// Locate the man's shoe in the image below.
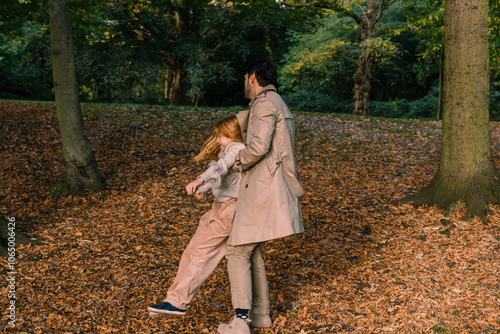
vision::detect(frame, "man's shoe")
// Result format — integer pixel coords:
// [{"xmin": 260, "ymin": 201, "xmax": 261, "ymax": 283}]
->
[
  {"xmin": 147, "ymin": 302, "xmax": 186, "ymax": 317},
  {"xmin": 217, "ymin": 317, "xmax": 251, "ymax": 334},
  {"xmin": 249, "ymin": 313, "xmax": 272, "ymax": 328}
]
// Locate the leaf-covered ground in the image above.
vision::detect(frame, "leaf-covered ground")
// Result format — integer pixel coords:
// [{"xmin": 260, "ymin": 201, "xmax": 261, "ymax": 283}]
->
[{"xmin": 1, "ymin": 101, "xmax": 500, "ymax": 333}]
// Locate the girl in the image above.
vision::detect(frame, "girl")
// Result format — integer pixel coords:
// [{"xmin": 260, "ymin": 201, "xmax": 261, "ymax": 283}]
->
[{"xmin": 148, "ymin": 116, "xmax": 245, "ymax": 317}]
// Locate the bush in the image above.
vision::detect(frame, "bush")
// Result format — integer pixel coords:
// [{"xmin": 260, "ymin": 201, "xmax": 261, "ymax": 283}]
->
[
  {"xmin": 371, "ymin": 86, "xmax": 439, "ymax": 119},
  {"xmin": 282, "ymin": 90, "xmax": 352, "ymax": 114},
  {"xmin": 283, "ymin": 86, "xmax": 500, "ymax": 121},
  {"xmin": 490, "ymin": 90, "xmax": 500, "ymax": 121},
  {"xmin": 370, "ymin": 99, "xmax": 411, "ymax": 118}
]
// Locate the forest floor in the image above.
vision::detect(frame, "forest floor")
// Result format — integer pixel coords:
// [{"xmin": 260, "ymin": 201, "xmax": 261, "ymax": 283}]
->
[{"xmin": 1, "ymin": 100, "xmax": 500, "ymax": 334}]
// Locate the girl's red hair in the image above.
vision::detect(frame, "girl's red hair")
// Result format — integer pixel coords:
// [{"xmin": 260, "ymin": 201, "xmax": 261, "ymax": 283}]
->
[{"xmin": 194, "ymin": 116, "xmax": 243, "ymax": 162}]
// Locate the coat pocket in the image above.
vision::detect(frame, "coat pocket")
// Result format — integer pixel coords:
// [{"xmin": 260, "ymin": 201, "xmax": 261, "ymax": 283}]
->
[{"xmin": 265, "ymin": 153, "xmax": 281, "ymax": 179}]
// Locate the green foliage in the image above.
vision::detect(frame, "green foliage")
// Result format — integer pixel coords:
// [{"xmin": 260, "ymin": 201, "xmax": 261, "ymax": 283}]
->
[
  {"xmin": 279, "ymin": 14, "xmax": 358, "ymax": 99},
  {"xmin": 279, "ymin": 7, "xmax": 418, "ymax": 102},
  {"xmin": 2, "ymin": 0, "xmax": 499, "ymax": 115},
  {"xmin": 282, "ymin": 90, "xmax": 352, "ymax": 113},
  {"xmin": 490, "ymin": 90, "xmax": 500, "ymax": 121},
  {"xmin": 370, "ymin": 86, "xmax": 500, "ymax": 121},
  {"xmin": 76, "ymin": 0, "xmax": 307, "ymax": 106},
  {"xmin": 185, "ymin": 56, "xmax": 235, "ymax": 107},
  {"xmin": 404, "ymin": 0, "xmax": 499, "ymax": 84},
  {"xmin": 403, "ymin": 0, "xmax": 445, "ymax": 83},
  {"xmin": 370, "ymin": 85, "xmax": 439, "ymax": 119},
  {"xmin": 0, "ymin": 21, "xmax": 53, "ymax": 100},
  {"xmin": 0, "ymin": 0, "xmax": 40, "ymax": 33},
  {"xmin": 369, "ymin": 29, "xmax": 430, "ymax": 101},
  {"xmin": 76, "ymin": 42, "xmax": 165, "ymax": 104}
]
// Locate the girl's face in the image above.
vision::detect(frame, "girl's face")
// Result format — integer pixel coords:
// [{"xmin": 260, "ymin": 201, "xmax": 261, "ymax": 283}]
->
[{"xmin": 217, "ymin": 134, "xmax": 234, "ymax": 151}]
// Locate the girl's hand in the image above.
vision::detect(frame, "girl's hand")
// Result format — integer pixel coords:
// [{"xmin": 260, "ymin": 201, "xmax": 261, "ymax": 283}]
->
[
  {"xmin": 186, "ymin": 177, "xmax": 204, "ymax": 195},
  {"xmin": 195, "ymin": 190, "xmax": 205, "ymax": 200}
]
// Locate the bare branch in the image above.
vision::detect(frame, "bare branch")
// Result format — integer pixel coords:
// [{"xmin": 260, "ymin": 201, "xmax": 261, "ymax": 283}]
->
[{"xmin": 354, "ymin": 3, "xmax": 369, "ymax": 24}]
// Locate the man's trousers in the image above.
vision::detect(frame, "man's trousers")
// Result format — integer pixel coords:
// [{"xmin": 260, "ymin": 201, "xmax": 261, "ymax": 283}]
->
[{"xmin": 225, "ymin": 241, "xmax": 270, "ymax": 315}]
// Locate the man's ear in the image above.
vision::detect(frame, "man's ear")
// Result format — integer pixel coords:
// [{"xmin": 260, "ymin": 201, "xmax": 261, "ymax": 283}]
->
[{"xmin": 249, "ymin": 73, "xmax": 256, "ymax": 84}]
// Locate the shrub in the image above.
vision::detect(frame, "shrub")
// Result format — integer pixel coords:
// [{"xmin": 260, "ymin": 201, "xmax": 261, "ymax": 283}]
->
[
  {"xmin": 490, "ymin": 90, "xmax": 500, "ymax": 121},
  {"xmin": 371, "ymin": 86, "xmax": 439, "ymax": 119},
  {"xmin": 282, "ymin": 90, "xmax": 352, "ymax": 114},
  {"xmin": 370, "ymin": 99, "xmax": 411, "ymax": 118}
]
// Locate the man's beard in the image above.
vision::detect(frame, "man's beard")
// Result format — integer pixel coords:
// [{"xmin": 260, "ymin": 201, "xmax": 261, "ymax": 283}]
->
[{"xmin": 244, "ymin": 83, "xmax": 252, "ymax": 100}]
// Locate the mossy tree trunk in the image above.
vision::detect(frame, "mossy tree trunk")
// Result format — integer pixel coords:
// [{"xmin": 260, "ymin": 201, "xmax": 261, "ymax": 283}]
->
[
  {"xmin": 352, "ymin": 9, "xmax": 375, "ymax": 116},
  {"xmin": 49, "ymin": 0, "xmax": 104, "ymax": 195},
  {"xmin": 401, "ymin": 0, "xmax": 500, "ymax": 220}
]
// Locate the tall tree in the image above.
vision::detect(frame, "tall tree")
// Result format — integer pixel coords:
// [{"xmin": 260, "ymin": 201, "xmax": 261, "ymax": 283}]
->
[
  {"xmin": 401, "ymin": 0, "xmax": 500, "ymax": 219},
  {"xmin": 48, "ymin": 0, "xmax": 104, "ymax": 194},
  {"xmin": 284, "ymin": 0, "xmax": 398, "ymax": 115}
]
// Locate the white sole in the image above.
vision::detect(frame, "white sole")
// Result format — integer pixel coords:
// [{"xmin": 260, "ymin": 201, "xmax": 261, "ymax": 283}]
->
[{"xmin": 147, "ymin": 308, "xmax": 186, "ymax": 317}]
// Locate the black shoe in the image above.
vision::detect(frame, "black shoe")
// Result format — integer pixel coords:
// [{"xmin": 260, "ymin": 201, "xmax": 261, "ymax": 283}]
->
[{"xmin": 147, "ymin": 302, "xmax": 186, "ymax": 316}]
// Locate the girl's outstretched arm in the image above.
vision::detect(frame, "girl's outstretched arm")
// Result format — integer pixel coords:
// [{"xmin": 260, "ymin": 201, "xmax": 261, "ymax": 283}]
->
[
  {"xmin": 186, "ymin": 177, "xmax": 204, "ymax": 195},
  {"xmin": 199, "ymin": 142, "xmax": 245, "ymax": 183}
]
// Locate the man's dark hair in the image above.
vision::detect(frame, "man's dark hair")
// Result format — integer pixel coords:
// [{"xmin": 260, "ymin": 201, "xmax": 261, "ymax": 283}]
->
[{"xmin": 245, "ymin": 59, "xmax": 278, "ymax": 87}]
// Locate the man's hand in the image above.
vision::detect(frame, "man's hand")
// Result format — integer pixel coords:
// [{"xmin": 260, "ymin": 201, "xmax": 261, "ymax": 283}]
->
[{"xmin": 186, "ymin": 177, "xmax": 204, "ymax": 195}]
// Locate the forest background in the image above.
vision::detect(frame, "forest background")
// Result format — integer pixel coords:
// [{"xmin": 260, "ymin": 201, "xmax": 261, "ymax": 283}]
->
[{"xmin": 1, "ymin": 0, "xmax": 500, "ymax": 119}]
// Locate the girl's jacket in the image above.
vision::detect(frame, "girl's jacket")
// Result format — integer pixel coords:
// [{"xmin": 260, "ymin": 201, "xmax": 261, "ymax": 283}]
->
[{"xmin": 198, "ymin": 141, "xmax": 246, "ymax": 202}]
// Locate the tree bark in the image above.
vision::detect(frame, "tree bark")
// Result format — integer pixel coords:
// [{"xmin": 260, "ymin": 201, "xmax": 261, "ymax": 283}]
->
[
  {"xmin": 161, "ymin": 1, "xmax": 187, "ymax": 106},
  {"xmin": 401, "ymin": 0, "xmax": 500, "ymax": 220},
  {"xmin": 49, "ymin": 0, "xmax": 104, "ymax": 195},
  {"xmin": 169, "ymin": 67, "xmax": 183, "ymax": 106},
  {"xmin": 437, "ymin": 66, "xmax": 443, "ymax": 119},
  {"xmin": 352, "ymin": 1, "xmax": 377, "ymax": 116},
  {"xmin": 352, "ymin": 37, "xmax": 374, "ymax": 115}
]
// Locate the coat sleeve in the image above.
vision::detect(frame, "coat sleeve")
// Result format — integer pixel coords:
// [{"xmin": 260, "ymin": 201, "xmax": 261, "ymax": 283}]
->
[
  {"xmin": 234, "ymin": 99, "xmax": 276, "ymax": 172},
  {"xmin": 197, "ymin": 179, "xmax": 215, "ymax": 195},
  {"xmin": 198, "ymin": 143, "xmax": 245, "ymax": 193},
  {"xmin": 219, "ymin": 142, "xmax": 246, "ymax": 172}
]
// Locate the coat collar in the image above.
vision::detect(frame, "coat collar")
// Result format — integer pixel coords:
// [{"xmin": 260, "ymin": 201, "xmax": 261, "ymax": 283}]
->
[{"xmin": 248, "ymin": 85, "xmax": 277, "ymax": 108}]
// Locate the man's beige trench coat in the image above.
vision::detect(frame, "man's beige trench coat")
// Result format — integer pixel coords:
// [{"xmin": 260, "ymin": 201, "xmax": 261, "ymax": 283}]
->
[{"xmin": 229, "ymin": 85, "xmax": 304, "ymax": 246}]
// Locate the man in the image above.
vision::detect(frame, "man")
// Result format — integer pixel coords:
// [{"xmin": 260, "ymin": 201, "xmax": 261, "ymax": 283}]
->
[{"xmin": 218, "ymin": 59, "xmax": 304, "ymax": 334}]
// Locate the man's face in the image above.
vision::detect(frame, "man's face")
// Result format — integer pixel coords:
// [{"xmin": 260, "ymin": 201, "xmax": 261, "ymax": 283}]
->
[{"xmin": 244, "ymin": 73, "xmax": 253, "ymax": 100}]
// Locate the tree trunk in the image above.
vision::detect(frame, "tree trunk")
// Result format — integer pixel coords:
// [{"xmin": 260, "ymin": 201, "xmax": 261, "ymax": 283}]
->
[
  {"xmin": 352, "ymin": 2, "xmax": 377, "ymax": 116},
  {"xmin": 352, "ymin": 52, "xmax": 373, "ymax": 116},
  {"xmin": 437, "ymin": 66, "xmax": 443, "ymax": 119},
  {"xmin": 49, "ymin": 0, "xmax": 104, "ymax": 195},
  {"xmin": 401, "ymin": 0, "xmax": 500, "ymax": 220},
  {"xmin": 168, "ymin": 2, "xmax": 188, "ymax": 106},
  {"xmin": 169, "ymin": 67, "xmax": 183, "ymax": 106},
  {"xmin": 164, "ymin": 69, "xmax": 171, "ymax": 104}
]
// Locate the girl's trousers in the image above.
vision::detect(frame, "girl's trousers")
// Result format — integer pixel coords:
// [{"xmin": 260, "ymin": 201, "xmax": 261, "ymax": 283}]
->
[{"xmin": 165, "ymin": 198, "xmax": 237, "ymax": 309}]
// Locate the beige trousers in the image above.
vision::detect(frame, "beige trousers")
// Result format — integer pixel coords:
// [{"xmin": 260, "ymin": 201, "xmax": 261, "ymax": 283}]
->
[
  {"xmin": 225, "ymin": 241, "xmax": 270, "ymax": 314},
  {"xmin": 165, "ymin": 199, "xmax": 237, "ymax": 309}
]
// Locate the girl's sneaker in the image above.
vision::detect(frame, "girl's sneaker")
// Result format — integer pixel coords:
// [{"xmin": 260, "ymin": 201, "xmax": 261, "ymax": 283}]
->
[{"xmin": 147, "ymin": 302, "xmax": 186, "ymax": 317}]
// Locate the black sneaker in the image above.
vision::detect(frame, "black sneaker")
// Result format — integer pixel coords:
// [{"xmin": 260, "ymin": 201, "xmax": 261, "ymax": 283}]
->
[{"xmin": 147, "ymin": 302, "xmax": 186, "ymax": 316}]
